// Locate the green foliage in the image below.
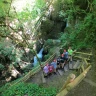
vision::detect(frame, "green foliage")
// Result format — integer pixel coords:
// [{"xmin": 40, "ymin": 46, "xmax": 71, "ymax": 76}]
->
[
  {"xmin": 44, "ymin": 54, "xmax": 50, "ymax": 60},
  {"xmin": 83, "ymin": 13, "xmax": 96, "ymax": 42},
  {"xmin": 17, "ymin": 8, "xmax": 37, "ymax": 21},
  {"xmin": 35, "ymin": 0, "xmax": 46, "ymax": 9},
  {"xmin": 0, "ymin": 63, "xmax": 4, "ymax": 70},
  {"xmin": 0, "ymin": 40, "xmax": 16, "ymax": 62},
  {"xmin": 1, "ymin": 82, "xmax": 57, "ymax": 96},
  {"xmin": 17, "ymin": 0, "xmax": 46, "ymax": 21},
  {"xmin": 0, "ymin": 39, "xmax": 25, "ymax": 69},
  {"xmin": 59, "ymin": 0, "xmax": 96, "ymax": 49},
  {"xmin": 60, "ymin": 32, "xmax": 69, "ymax": 43},
  {"xmin": 0, "ymin": 0, "xmax": 10, "ymax": 17},
  {"xmin": 59, "ymin": 10, "xmax": 67, "ymax": 20},
  {"xmin": 45, "ymin": 39, "xmax": 53, "ymax": 47},
  {"xmin": 59, "ymin": 0, "xmax": 88, "ymax": 21}
]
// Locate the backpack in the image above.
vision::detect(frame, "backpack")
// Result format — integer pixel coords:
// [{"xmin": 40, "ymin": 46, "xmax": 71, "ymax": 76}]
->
[{"xmin": 48, "ymin": 66, "xmax": 53, "ymax": 73}]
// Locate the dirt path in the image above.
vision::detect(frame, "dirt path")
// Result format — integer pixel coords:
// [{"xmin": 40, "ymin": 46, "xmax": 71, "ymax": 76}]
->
[
  {"xmin": 83, "ymin": 78, "xmax": 96, "ymax": 87},
  {"xmin": 26, "ymin": 67, "xmax": 73, "ymax": 89},
  {"xmin": 26, "ymin": 59, "xmax": 80, "ymax": 90}
]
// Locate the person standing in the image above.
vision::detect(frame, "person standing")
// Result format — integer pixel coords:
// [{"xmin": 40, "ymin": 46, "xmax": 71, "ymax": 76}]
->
[
  {"xmin": 50, "ymin": 59, "xmax": 57, "ymax": 73},
  {"xmin": 43, "ymin": 64, "xmax": 49, "ymax": 77},
  {"xmin": 60, "ymin": 54, "xmax": 65, "ymax": 69},
  {"xmin": 57, "ymin": 56, "xmax": 61, "ymax": 68},
  {"xmin": 68, "ymin": 47, "xmax": 73, "ymax": 61},
  {"xmin": 63, "ymin": 49, "xmax": 68, "ymax": 65}
]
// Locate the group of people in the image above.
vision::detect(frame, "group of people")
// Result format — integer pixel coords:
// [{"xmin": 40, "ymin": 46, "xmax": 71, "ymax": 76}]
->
[
  {"xmin": 43, "ymin": 47, "xmax": 75, "ymax": 77},
  {"xmin": 43, "ymin": 59, "xmax": 57, "ymax": 77}
]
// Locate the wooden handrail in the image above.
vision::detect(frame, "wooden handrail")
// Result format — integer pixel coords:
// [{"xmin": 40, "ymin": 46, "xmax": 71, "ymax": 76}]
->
[
  {"xmin": 74, "ymin": 52, "xmax": 92, "ymax": 56},
  {"xmin": 56, "ymin": 65, "xmax": 91, "ymax": 96},
  {"xmin": 73, "ymin": 56, "xmax": 90, "ymax": 60},
  {"xmin": 10, "ymin": 53, "xmax": 56, "ymax": 86}
]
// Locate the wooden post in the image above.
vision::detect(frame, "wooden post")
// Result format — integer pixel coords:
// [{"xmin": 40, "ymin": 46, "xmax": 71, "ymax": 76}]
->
[
  {"xmin": 56, "ymin": 65, "xmax": 91, "ymax": 96},
  {"xmin": 74, "ymin": 56, "xmax": 90, "ymax": 60},
  {"xmin": 59, "ymin": 74, "xmax": 76, "ymax": 92},
  {"xmin": 79, "ymin": 67, "xmax": 82, "ymax": 73},
  {"xmin": 66, "ymin": 65, "xmax": 91, "ymax": 90},
  {"xmin": 74, "ymin": 52, "xmax": 92, "ymax": 56},
  {"xmin": 81, "ymin": 65, "xmax": 84, "ymax": 72},
  {"xmin": 83, "ymin": 58, "xmax": 88, "ymax": 65}
]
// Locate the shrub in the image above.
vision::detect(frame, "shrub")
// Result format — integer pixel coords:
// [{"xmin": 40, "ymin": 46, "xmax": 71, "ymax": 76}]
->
[{"xmin": 1, "ymin": 82, "xmax": 57, "ymax": 96}]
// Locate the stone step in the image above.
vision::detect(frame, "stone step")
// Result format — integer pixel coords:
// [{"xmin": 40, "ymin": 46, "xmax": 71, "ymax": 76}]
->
[
  {"xmin": 69, "ymin": 61, "xmax": 73, "ymax": 69},
  {"xmin": 73, "ymin": 60, "xmax": 80, "ymax": 69},
  {"xmin": 58, "ymin": 69, "xmax": 64, "ymax": 76},
  {"xmin": 64, "ymin": 63, "xmax": 69, "ymax": 72}
]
